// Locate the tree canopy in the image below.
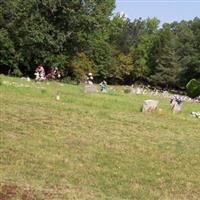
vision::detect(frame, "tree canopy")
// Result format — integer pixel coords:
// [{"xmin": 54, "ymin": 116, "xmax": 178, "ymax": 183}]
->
[{"xmin": 0, "ymin": 0, "xmax": 200, "ymax": 89}]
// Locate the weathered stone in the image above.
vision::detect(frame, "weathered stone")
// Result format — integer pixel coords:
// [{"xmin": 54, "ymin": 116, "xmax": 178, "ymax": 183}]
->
[
  {"xmin": 162, "ymin": 90, "xmax": 169, "ymax": 97},
  {"xmin": 136, "ymin": 87, "xmax": 142, "ymax": 94},
  {"xmin": 171, "ymin": 101, "xmax": 182, "ymax": 113},
  {"xmin": 142, "ymin": 100, "xmax": 159, "ymax": 112},
  {"xmin": 84, "ymin": 85, "xmax": 98, "ymax": 94},
  {"xmin": 56, "ymin": 94, "xmax": 60, "ymax": 101},
  {"xmin": 190, "ymin": 111, "xmax": 200, "ymax": 118}
]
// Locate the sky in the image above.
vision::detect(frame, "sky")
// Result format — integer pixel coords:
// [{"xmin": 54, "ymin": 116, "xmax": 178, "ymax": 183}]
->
[{"xmin": 114, "ymin": 0, "xmax": 200, "ymax": 24}]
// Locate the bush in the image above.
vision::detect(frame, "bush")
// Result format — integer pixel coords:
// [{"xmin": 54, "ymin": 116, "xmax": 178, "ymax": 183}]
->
[
  {"xmin": 61, "ymin": 76, "xmax": 76, "ymax": 84},
  {"xmin": 70, "ymin": 52, "xmax": 94, "ymax": 82},
  {"xmin": 186, "ymin": 79, "xmax": 200, "ymax": 98},
  {"xmin": 12, "ymin": 68, "xmax": 23, "ymax": 77},
  {"xmin": 124, "ymin": 87, "xmax": 132, "ymax": 94}
]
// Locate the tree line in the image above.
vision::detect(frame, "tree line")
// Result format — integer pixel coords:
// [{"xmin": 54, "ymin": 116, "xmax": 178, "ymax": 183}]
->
[{"xmin": 0, "ymin": 0, "xmax": 200, "ymax": 89}]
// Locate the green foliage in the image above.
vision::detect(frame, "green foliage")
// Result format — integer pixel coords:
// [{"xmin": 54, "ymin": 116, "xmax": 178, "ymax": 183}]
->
[
  {"xmin": 85, "ymin": 33, "xmax": 113, "ymax": 79},
  {"xmin": 186, "ymin": 79, "xmax": 200, "ymax": 98},
  {"xmin": 131, "ymin": 33, "xmax": 158, "ymax": 81},
  {"xmin": 0, "ymin": 29, "xmax": 17, "ymax": 69},
  {"xmin": 61, "ymin": 76, "xmax": 75, "ymax": 84},
  {"xmin": 0, "ymin": 0, "xmax": 199, "ymax": 90},
  {"xmin": 0, "ymin": 0, "xmax": 115, "ymax": 76},
  {"xmin": 108, "ymin": 52, "xmax": 133, "ymax": 83},
  {"xmin": 12, "ymin": 68, "xmax": 23, "ymax": 77},
  {"xmin": 149, "ymin": 27, "xmax": 182, "ymax": 88},
  {"xmin": 70, "ymin": 52, "xmax": 94, "ymax": 81}
]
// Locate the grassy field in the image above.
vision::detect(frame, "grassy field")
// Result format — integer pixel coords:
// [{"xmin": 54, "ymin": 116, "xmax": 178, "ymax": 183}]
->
[{"xmin": 0, "ymin": 75, "xmax": 200, "ymax": 200}]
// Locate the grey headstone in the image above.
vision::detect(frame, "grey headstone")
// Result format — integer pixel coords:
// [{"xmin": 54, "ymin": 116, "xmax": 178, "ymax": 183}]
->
[
  {"xmin": 136, "ymin": 87, "xmax": 142, "ymax": 94},
  {"xmin": 190, "ymin": 112, "xmax": 200, "ymax": 118},
  {"xmin": 84, "ymin": 85, "xmax": 98, "ymax": 94},
  {"xmin": 171, "ymin": 101, "xmax": 182, "ymax": 113},
  {"xmin": 162, "ymin": 90, "xmax": 169, "ymax": 97},
  {"xmin": 142, "ymin": 100, "xmax": 159, "ymax": 112}
]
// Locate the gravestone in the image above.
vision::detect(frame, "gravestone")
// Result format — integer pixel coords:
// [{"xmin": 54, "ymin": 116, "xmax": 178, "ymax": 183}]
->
[
  {"xmin": 190, "ymin": 112, "xmax": 200, "ymax": 118},
  {"xmin": 142, "ymin": 100, "xmax": 159, "ymax": 112},
  {"xmin": 56, "ymin": 94, "xmax": 60, "ymax": 101},
  {"xmin": 171, "ymin": 101, "xmax": 182, "ymax": 113},
  {"xmin": 136, "ymin": 87, "xmax": 142, "ymax": 94},
  {"xmin": 162, "ymin": 90, "xmax": 169, "ymax": 97},
  {"xmin": 84, "ymin": 85, "xmax": 98, "ymax": 94},
  {"xmin": 170, "ymin": 95, "xmax": 182, "ymax": 113}
]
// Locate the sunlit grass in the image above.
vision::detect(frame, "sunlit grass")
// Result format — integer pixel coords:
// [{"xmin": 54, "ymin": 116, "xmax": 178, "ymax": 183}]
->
[{"xmin": 0, "ymin": 75, "xmax": 200, "ymax": 199}]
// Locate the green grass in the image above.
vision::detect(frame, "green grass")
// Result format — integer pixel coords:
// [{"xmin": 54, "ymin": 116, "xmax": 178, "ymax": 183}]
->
[{"xmin": 0, "ymin": 75, "xmax": 200, "ymax": 200}]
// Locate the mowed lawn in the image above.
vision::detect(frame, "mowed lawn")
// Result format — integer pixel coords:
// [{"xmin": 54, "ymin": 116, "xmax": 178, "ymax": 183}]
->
[{"xmin": 0, "ymin": 75, "xmax": 200, "ymax": 200}]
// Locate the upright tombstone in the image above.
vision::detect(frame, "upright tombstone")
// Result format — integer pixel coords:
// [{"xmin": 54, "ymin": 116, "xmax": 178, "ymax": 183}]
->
[
  {"xmin": 142, "ymin": 100, "xmax": 159, "ymax": 112},
  {"xmin": 162, "ymin": 90, "xmax": 169, "ymax": 97},
  {"xmin": 170, "ymin": 95, "xmax": 182, "ymax": 113},
  {"xmin": 143, "ymin": 89, "xmax": 147, "ymax": 95},
  {"xmin": 85, "ymin": 72, "xmax": 94, "ymax": 85},
  {"xmin": 100, "ymin": 80, "xmax": 107, "ymax": 93},
  {"xmin": 56, "ymin": 94, "xmax": 60, "ymax": 101},
  {"xmin": 151, "ymin": 88, "xmax": 158, "ymax": 96},
  {"xmin": 84, "ymin": 84, "xmax": 98, "ymax": 94},
  {"xmin": 171, "ymin": 102, "xmax": 182, "ymax": 113},
  {"xmin": 136, "ymin": 87, "xmax": 142, "ymax": 94},
  {"xmin": 56, "ymin": 92, "xmax": 60, "ymax": 101}
]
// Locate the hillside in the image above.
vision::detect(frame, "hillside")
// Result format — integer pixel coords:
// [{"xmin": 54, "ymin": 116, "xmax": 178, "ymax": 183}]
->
[{"xmin": 0, "ymin": 76, "xmax": 200, "ymax": 200}]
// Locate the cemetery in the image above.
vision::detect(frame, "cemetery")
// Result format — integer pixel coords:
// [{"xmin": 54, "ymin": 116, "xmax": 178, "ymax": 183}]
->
[
  {"xmin": 1, "ymin": 0, "xmax": 200, "ymax": 199},
  {"xmin": 0, "ymin": 75, "xmax": 200, "ymax": 199}
]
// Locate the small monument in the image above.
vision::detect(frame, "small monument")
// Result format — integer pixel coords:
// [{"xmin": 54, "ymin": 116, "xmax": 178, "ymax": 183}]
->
[
  {"xmin": 162, "ymin": 90, "xmax": 169, "ymax": 97},
  {"xmin": 170, "ymin": 95, "xmax": 182, "ymax": 113},
  {"xmin": 142, "ymin": 100, "xmax": 159, "ymax": 112},
  {"xmin": 85, "ymin": 72, "xmax": 94, "ymax": 85},
  {"xmin": 56, "ymin": 92, "xmax": 60, "ymax": 101},
  {"xmin": 84, "ymin": 85, "xmax": 98, "ymax": 94},
  {"xmin": 190, "ymin": 112, "xmax": 200, "ymax": 118},
  {"xmin": 100, "ymin": 80, "xmax": 107, "ymax": 93},
  {"xmin": 84, "ymin": 72, "xmax": 98, "ymax": 94}
]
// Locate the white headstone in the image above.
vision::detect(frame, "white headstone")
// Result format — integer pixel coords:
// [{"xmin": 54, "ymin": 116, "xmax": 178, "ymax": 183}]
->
[
  {"xmin": 171, "ymin": 101, "xmax": 182, "ymax": 113},
  {"xmin": 84, "ymin": 85, "xmax": 98, "ymax": 94},
  {"xmin": 142, "ymin": 100, "xmax": 159, "ymax": 112}
]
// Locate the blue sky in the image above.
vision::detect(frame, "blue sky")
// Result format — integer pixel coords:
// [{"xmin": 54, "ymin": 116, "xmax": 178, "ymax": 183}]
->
[{"xmin": 114, "ymin": 0, "xmax": 200, "ymax": 24}]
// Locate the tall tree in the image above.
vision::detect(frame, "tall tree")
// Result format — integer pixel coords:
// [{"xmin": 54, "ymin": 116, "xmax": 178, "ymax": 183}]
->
[{"xmin": 149, "ymin": 27, "xmax": 182, "ymax": 88}]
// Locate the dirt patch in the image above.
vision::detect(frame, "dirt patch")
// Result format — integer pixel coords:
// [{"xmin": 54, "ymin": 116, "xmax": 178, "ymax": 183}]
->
[
  {"xmin": 0, "ymin": 184, "xmax": 18, "ymax": 199},
  {"xmin": 0, "ymin": 184, "xmax": 39, "ymax": 200},
  {"xmin": 21, "ymin": 192, "xmax": 37, "ymax": 200},
  {"xmin": 0, "ymin": 183, "xmax": 68, "ymax": 200}
]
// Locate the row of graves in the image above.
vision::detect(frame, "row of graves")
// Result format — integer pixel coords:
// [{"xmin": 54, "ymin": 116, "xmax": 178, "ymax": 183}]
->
[
  {"xmin": 84, "ymin": 78, "xmax": 200, "ymax": 118},
  {"xmin": 124, "ymin": 85, "xmax": 200, "ymax": 103},
  {"xmin": 3, "ymin": 70, "xmax": 198, "ymax": 118}
]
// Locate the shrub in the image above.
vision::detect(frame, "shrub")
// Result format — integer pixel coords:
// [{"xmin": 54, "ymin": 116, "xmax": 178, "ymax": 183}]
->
[
  {"xmin": 61, "ymin": 76, "xmax": 76, "ymax": 84},
  {"xmin": 186, "ymin": 79, "xmax": 200, "ymax": 98},
  {"xmin": 124, "ymin": 87, "xmax": 132, "ymax": 94},
  {"xmin": 70, "ymin": 52, "xmax": 94, "ymax": 82},
  {"xmin": 12, "ymin": 68, "xmax": 23, "ymax": 77}
]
